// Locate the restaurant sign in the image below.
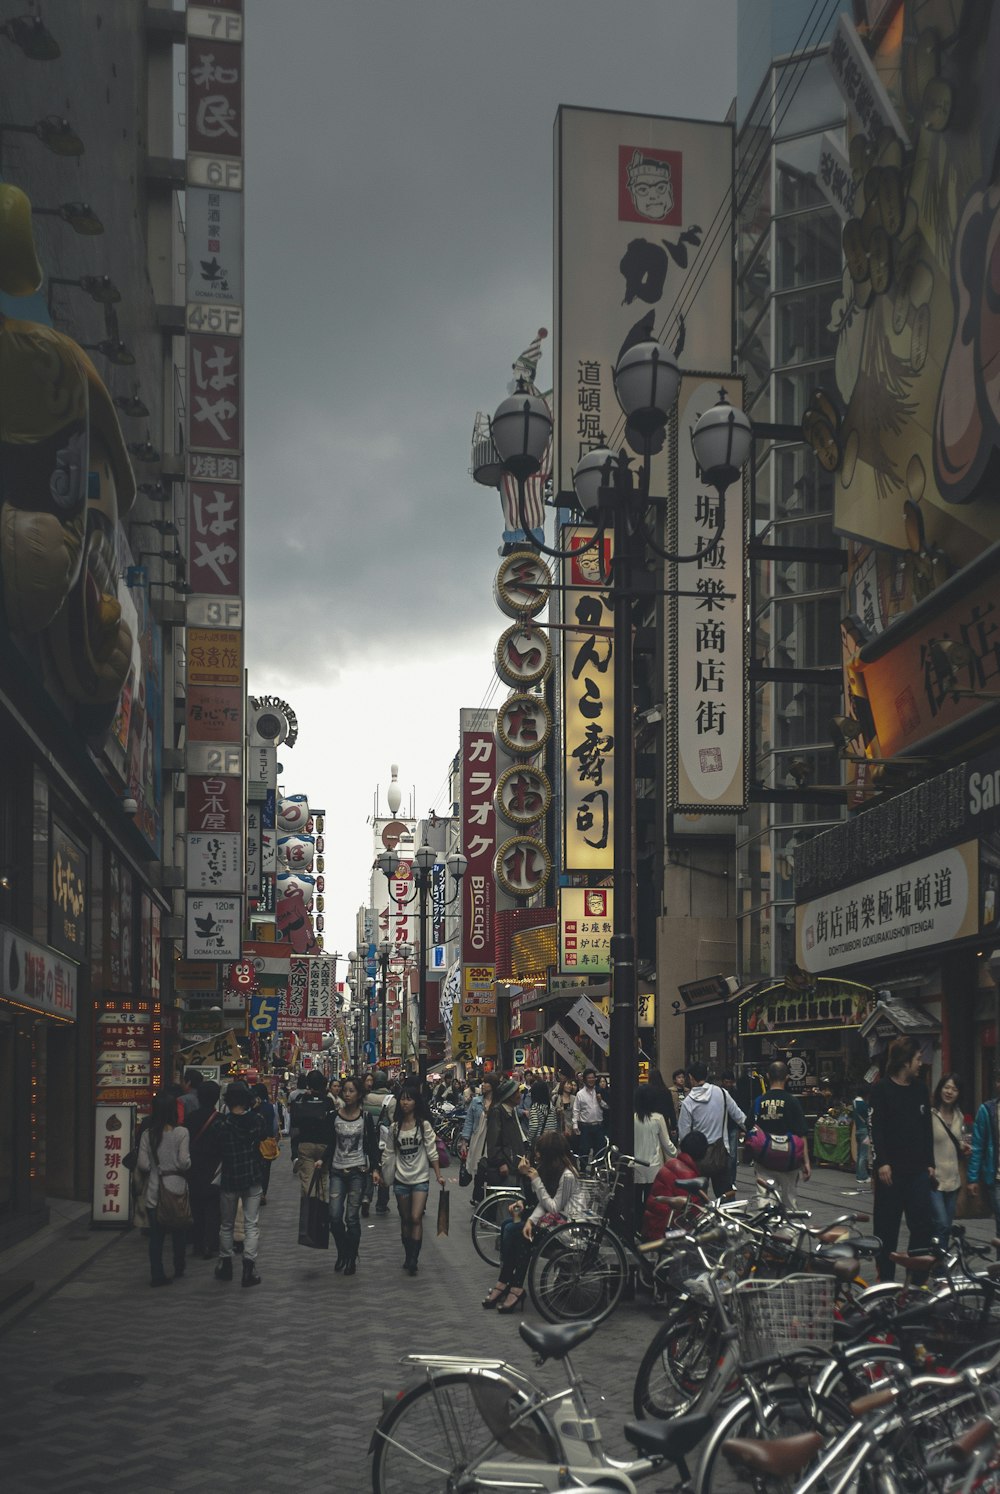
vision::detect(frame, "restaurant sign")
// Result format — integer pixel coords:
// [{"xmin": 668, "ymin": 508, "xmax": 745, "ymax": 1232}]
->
[
  {"xmin": 562, "ymin": 528, "xmax": 614, "ymax": 870},
  {"xmin": 559, "ymin": 887, "xmax": 613, "ymax": 974},
  {"xmin": 738, "ymin": 978, "xmax": 875, "ymax": 1038},
  {"xmin": 0, "ymin": 925, "xmax": 77, "ymax": 1020}
]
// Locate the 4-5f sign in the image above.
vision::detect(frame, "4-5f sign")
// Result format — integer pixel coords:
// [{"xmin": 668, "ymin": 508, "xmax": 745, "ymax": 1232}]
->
[{"xmin": 249, "ymin": 994, "xmax": 281, "ymax": 1034}]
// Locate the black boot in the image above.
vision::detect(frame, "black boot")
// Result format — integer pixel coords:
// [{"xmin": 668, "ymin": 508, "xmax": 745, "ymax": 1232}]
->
[
  {"xmin": 215, "ymin": 1257, "xmax": 233, "ymax": 1282},
  {"xmin": 407, "ymin": 1238, "xmax": 421, "ymax": 1277},
  {"xmin": 344, "ymin": 1256, "xmax": 357, "ymax": 1276},
  {"xmin": 241, "ymin": 1256, "xmax": 261, "ymax": 1288},
  {"xmin": 401, "ymin": 1234, "xmax": 410, "ymax": 1269}
]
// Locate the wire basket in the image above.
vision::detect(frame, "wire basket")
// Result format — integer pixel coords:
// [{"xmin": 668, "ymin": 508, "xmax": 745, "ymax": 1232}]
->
[
  {"xmin": 734, "ymin": 1274, "xmax": 836, "ymax": 1359},
  {"xmin": 574, "ymin": 1176, "xmax": 611, "ymax": 1219}
]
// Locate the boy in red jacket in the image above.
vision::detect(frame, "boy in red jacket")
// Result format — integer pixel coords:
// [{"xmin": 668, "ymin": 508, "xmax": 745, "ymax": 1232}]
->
[{"xmin": 642, "ymin": 1132, "xmax": 710, "ymax": 1239}]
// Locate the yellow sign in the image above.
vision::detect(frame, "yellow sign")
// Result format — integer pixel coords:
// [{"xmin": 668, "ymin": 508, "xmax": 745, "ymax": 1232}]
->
[
  {"xmin": 175, "ymin": 1028, "xmax": 240, "ymax": 1068},
  {"xmin": 187, "ymin": 628, "xmax": 242, "ymax": 688},
  {"xmin": 462, "ymin": 964, "xmax": 496, "ymax": 1017}
]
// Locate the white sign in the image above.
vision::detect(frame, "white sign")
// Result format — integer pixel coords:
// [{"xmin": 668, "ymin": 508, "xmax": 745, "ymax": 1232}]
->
[
  {"xmin": 261, "ymin": 826, "xmax": 277, "ymax": 874},
  {"xmin": 816, "ymin": 132, "xmax": 857, "ymax": 223},
  {"xmin": 187, "ymin": 742, "xmax": 242, "ymax": 777},
  {"xmin": 186, "ymin": 186, "xmax": 243, "ymax": 305},
  {"xmin": 562, "ymin": 528, "xmax": 614, "ymax": 871},
  {"xmin": 796, "ymin": 842, "xmax": 979, "ymax": 973},
  {"xmin": 559, "ymin": 886, "xmax": 613, "ymax": 972},
  {"xmin": 92, "ymin": 1104, "xmax": 135, "ymax": 1228},
  {"xmin": 187, "ymin": 832, "xmax": 243, "ymax": 891},
  {"xmin": 554, "ymin": 106, "xmax": 733, "ymax": 500},
  {"xmin": 246, "ymin": 805, "xmax": 261, "ymax": 901},
  {"xmin": 0, "ymin": 925, "xmax": 77, "ymax": 1020},
  {"xmin": 306, "ymin": 956, "xmax": 336, "ymax": 1020},
  {"xmin": 185, "ymin": 896, "xmax": 242, "ymax": 960},
  {"xmin": 567, "ymin": 994, "xmax": 611, "ymax": 1053},
  {"xmin": 827, "ymin": 13, "xmax": 908, "ymax": 145},
  {"xmin": 187, "ymin": 6, "xmax": 243, "ymax": 42},
  {"xmin": 543, "ymin": 1021, "xmax": 590, "ymax": 1072},
  {"xmin": 248, "ymin": 746, "xmax": 277, "ymax": 800},
  {"xmin": 667, "ymin": 375, "xmax": 747, "ymax": 815}
]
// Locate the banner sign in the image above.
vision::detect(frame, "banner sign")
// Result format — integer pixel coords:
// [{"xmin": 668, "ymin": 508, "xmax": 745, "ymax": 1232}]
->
[
  {"xmin": 667, "ymin": 374, "xmax": 748, "ymax": 815},
  {"xmin": 175, "ymin": 1028, "xmax": 241, "ymax": 1068},
  {"xmin": 187, "ymin": 684, "xmax": 242, "ymax": 742},
  {"xmin": 826, "ymin": 12, "xmax": 908, "ymax": 146},
  {"xmin": 567, "ymin": 993, "xmax": 611, "ymax": 1053},
  {"xmin": 186, "ymin": 832, "xmax": 242, "ymax": 892},
  {"xmin": 306, "ymin": 956, "xmax": 336, "ymax": 1019},
  {"xmin": 185, "ymin": 895, "xmax": 242, "ymax": 960},
  {"xmin": 559, "ymin": 887, "xmax": 613, "ymax": 975},
  {"xmin": 543, "ymin": 1021, "xmax": 590, "ymax": 1073},
  {"xmin": 188, "ymin": 481, "xmax": 242, "ymax": 597},
  {"xmin": 554, "ymin": 106, "xmax": 733, "ymax": 500},
  {"xmin": 92, "ymin": 1105, "xmax": 135, "ymax": 1228},
  {"xmin": 461, "ymin": 964, "xmax": 497, "ymax": 1018},
  {"xmin": 451, "ymin": 1003, "xmax": 477, "ymax": 1062},
  {"xmin": 796, "ymin": 841, "xmax": 980, "ymax": 973},
  {"xmin": 0, "ymin": 925, "xmax": 77, "ymax": 1020},
  {"xmin": 460, "ymin": 713, "xmax": 496, "ymax": 972},
  {"xmin": 49, "ymin": 821, "xmax": 87, "ymax": 959},
  {"xmin": 562, "ymin": 528, "xmax": 615, "ymax": 871}
]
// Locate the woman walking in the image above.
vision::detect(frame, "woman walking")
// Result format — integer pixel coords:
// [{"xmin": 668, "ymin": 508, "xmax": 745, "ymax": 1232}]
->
[
  {"xmin": 251, "ymin": 1083, "xmax": 279, "ymax": 1205},
  {"xmin": 930, "ymin": 1072, "xmax": 970, "ymax": 1245},
  {"xmin": 375, "ymin": 1085, "xmax": 446, "ymax": 1276},
  {"xmin": 553, "ymin": 1076, "xmax": 577, "ymax": 1138},
  {"xmin": 526, "ymin": 1078, "xmax": 558, "ymax": 1144},
  {"xmin": 483, "ymin": 1132, "xmax": 581, "ymax": 1315},
  {"xmin": 329, "ymin": 1075, "xmax": 379, "ymax": 1275},
  {"xmin": 633, "ymin": 1084, "xmax": 677, "ymax": 1229},
  {"xmin": 138, "ymin": 1091, "xmax": 191, "ymax": 1287}
]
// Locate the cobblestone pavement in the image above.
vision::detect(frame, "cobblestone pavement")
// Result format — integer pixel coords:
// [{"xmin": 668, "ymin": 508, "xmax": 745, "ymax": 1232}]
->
[{"xmin": 1, "ymin": 1159, "xmax": 993, "ymax": 1492}]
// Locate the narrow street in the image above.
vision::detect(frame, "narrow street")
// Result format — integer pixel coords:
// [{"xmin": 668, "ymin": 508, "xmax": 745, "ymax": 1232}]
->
[{"xmin": 3, "ymin": 1158, "xmax": 986, "ymax": 1492}]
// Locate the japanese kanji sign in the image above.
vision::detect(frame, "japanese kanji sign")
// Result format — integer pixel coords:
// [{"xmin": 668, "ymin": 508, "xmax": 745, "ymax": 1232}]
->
[
  {"xmin": 462, "ymin": 964, "xmax": 496, "ymax": 1018},
  {"xmin": 0, "ymin": 924, "xmax": 77, "ymax": 1020},
  {"xmin": 187, "ymin": 37, "xmax": 243, "ymax": 157},
  {"xmin": 187, "ymin": 626, "xmax": 242, "ymax": 687},
  {"xmin": 188, "ymin": 334, "xmax": 242, "ymax": 453},
  {"xmin": 92, "ymin": 1105, "xmax": 135, "ymax": 1228},
  {"xmin": 186, "ymin": 833, "xmax": 242, "ymax": 892},
  {"xmin": 826, "ymin": 13, "xmax": 908, "ymax": 147},
  {"xmin": 567, "ymin": 992, "xmax": 612, "ymax": 1052},
  {"xmin": 187, "ymin": 774, "xmax": 242, "ymax": 833},
  {"xmin": 188, "ymin": 482, "xmax": 242, "ymax": 596},
  {"xmin": 562, "ymin": 528, "xmax": 614, "ymax": 870},
  {"xmin": 460, "ymin": 715, "xmax": 496, "ymax": 974},
  {"xmin": 554, "ymin": 107, "xmax": 733, "ymax": 499},
  {"xmin": 186, "ymin": 895, "xmax": 242, "ymax": 961},
  {"xmin": 666, "ymin": 375, "xmax": 748, "ymax": 816},
  {"xmin": 187, "ymin": 684, "xmax": 242, "ymax": 742},
  {"xmin": 186, "ymin": 186, "xmax": 243, "ymax": 306},
  {"xmin": 559, "ymin": 887, "xmax": 613, "ymax": 977}
]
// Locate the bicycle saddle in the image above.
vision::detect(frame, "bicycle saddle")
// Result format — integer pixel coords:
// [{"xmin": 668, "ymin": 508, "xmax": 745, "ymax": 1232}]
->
[
  {"xmin": 624, "ymin": 1411, "xmax": 713, "ymax": 1462},
  {"xmin": 672, "ymin": 1177, "xmax": 707, "ymax": 1192},
  {"xmin": 519, "ymin": 1319, "xmax": 598, "ymax": 1361},
  {"xmin": 722, "ymin": 1431, "xmax": 823, "ymax": 1478},
  {"xmin": 889, "ymin": 1250, "xmax": 936, "ymax": 1272}
]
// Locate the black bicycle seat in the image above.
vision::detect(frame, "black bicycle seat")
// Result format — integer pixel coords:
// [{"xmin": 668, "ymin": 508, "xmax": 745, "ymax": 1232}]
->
[
  {"xmin": 519, "ymin": 1319, "xmax": 598, "ymax": 1361},
  {"xmin": 815, "ymin": 1240, "xmax": 860, "ymax": 1261},
  {"xmin": 624, "ymin": 1411, "xmax": 713, "ymax": 1461},
  {"xmin": 673, "ymin": 1176, "xmax": 707, "ymax": 1193}
]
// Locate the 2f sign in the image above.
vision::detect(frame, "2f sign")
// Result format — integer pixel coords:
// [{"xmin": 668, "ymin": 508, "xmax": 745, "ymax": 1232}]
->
[{"xmin": 188, "ymin": 8, "xmax": 243, "ymax": 42}]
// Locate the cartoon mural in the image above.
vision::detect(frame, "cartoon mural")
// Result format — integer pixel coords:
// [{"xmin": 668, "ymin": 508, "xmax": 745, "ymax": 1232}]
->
[{"xmin": 820, "ymin": 3, "xmax": 1000, "ymax": 568}]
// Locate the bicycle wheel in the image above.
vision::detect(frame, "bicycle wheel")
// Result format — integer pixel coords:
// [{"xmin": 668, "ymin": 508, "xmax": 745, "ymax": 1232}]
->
[
  {"xmin": 470, "ymin": 1192, "xmax": 519, "ymax": 1267},
  {"xmin": 371, "ymin": 1368, "xmax": 559, "ymax": 1494},
  {"xmin": 633, "ymin": 1297, "xmax": 721, "ymax": 1419},
  {"xmin": 527, "ymin": 1220, "xmax": 628, "ymax": 1325},
  {"xmin": 695, "ymin": 1385, "xmax": 852, "ymax": 1494}
]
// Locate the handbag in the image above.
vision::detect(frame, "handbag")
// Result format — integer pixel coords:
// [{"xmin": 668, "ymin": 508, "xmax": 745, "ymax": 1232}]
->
[
  {"xmin": 436, "ymin": 1187, "xmax": 450, "ymax": 1236},
  {"xmin": 744, "ymin": 1126, "xmax": 805, "ymax": 1173},
  {"xmin": 436, "ymin": 1134, "xmax": 450, "ymax": 1169},
  {"xmin": 151, "ymin": 1135, "xmax": 193, "ymax": 1228},
  {"xmin": 380, "ymin": 1149, "xmax": 396, "ymax": 1188},
  {"xmin": 458, "ymin": 1159, "xmax": 473, "ymax": 1188},
  {"xmin": 298, "ymin": 1169, "xmax": 330, "ymax": 1250},
  {"xmin": 259, "ymin": 1136, "xmax": 280, "ymax": 1161}
]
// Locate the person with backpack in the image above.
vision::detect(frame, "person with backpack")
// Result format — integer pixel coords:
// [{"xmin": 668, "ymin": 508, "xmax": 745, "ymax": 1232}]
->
[
  {"xmin": 746, "ymin": 1059, "xmax": 810, "ymax": 1210},
  {"xmin": 677, "ymin": 1059, "xmax": 746, "ymax": 1199}
]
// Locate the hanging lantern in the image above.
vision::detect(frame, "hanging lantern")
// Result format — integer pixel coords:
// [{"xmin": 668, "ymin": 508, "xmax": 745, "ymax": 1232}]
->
[
  {"xmin": 316, "ymin": 854, "xmax": 325, "ymax": 873},
  {"xmin": 316, "ymin": 914, "xmax": 324, "ymax": 931}
]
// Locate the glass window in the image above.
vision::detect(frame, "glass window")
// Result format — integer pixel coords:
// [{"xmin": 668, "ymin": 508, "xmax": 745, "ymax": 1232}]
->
[
  {"xmin": 740, "ymin": 302, "xmax": 772, "ymax": 393},
  {"xmin": 775, "ymin": 283, "xmax": 841, "ymax": 365},
  {"xmin": 775, "ymin": 134, "xmax": 831, "ymax": 214},
  {"xmin": 774, "ymin": 55, "xmax": 844, "ymax": 141},
  {"xmin": 739, "ymin": 230, "xmax": 771, "ymax": 335},
  {"xmin": 774, "ymin": 445, "xmax": 834, "ymax": 519},
  {"xmin": 775, "ymin": 210, "xmax": 842, "ymax": 290},
  {"xmin": 774, "ymin": 362, "xmax": 834, "ymax": 426}
]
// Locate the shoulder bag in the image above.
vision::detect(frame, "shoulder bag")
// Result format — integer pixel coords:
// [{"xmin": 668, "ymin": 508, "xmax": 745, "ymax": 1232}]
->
[
  {"xmin": 152, "ymin": 1135, "xmax": 193, "ymax": 1230},
  {"xmin": 937, "ymin": 1111, "xmax": 990, "ymax": 1219},
  {"xmin": 694, "ymin": 1087, "xmax": 732, "ymax": 1175}
]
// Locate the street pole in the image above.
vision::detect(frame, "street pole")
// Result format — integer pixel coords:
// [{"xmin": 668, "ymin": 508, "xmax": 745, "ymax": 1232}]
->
[
  {"xmin": 609, "ymin": 467, "xmax": 637, "ymax": 1153},
  {"xmin": 380, "ymin": 948, "xmax": 389, "ymax": 1064},
  {"xmin": 417, "ymin": 870, "xmax": 429, "ymax": 1083}
]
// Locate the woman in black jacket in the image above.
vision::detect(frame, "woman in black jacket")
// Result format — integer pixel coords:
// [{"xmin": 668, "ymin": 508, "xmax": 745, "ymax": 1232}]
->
[
  {"xmin": 484, "ymin": 1077, "xmax": 529, "ymax": 1183},
  {"xmin": 328, "ymin": 1075, "xmax": 380, "ymax": 1275}
]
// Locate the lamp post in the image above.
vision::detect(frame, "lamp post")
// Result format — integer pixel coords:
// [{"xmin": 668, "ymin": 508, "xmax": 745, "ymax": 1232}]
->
[
  {"xmin": 377, "ymin": 846, "xmax": 468, "ymax": 1080},
  {"xmin": 491, "ymin": 345, "xmax": 751, "ymax": 1150}
]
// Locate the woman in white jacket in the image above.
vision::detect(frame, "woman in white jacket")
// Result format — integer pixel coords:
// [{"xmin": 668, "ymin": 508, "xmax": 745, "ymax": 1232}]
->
[
  {"xmin": 483, "ymin": 1131, "xmax": 581, "ymax": 1314},
  {"xmin": 633, "ymin": 1084, "xmax": 677, "ymax": 1229},
  {"xmin": 138, "ymin": 1092, "xmax": 191, "ymax": 1287},
  {"xmin": 374, "ymin": 1085, "xmax": 446, "ymax": 1276}
]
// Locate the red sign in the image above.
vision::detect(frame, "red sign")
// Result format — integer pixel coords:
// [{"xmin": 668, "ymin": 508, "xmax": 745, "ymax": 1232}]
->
[
  {"xmin": 188, "ymin": 483, "xmax": 241, "ymax": 596},
  {"xmin": 275, "ymin": 889, "xmax": 317, "ymax": 954},
  {"xmin": 188, "ymin": 335, "xmax": 242, "ymax": 453},
  {"xmin": 461, "ymin": 729, "xmax": 496, "ymax": 967},
  {"xmin": 617, "ymin": 144, "xmax": 682, "ymax": 225},
  {"xmin": 187, "ymin": 39, "xmax": 243, "ymax": 157},
  {"xmin": 187, "ymin": 774, "xmax": 242, "ymax": 832},
  {"xmin": 227, "ymin": 961, "xmax": 257, "ymax": 994},
  {"xmin": 187, "ymin": 684, "xmax": 243, "ymax": 743},
  {"xmin": 283, "ymin": 957, "xmax": 307, "ymax": 1019}
]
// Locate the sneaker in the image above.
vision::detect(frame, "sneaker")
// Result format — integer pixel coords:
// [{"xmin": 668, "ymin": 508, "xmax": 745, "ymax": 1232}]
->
[{"xmin": 360, "ymin": 1201, "xmax": 370, "ymax": 1218}]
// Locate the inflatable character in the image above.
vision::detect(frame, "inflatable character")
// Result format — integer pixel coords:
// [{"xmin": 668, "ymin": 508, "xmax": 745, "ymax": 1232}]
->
[{"xmin": 0, "ymin": 183, "xmax": 135, "ymax": 719}]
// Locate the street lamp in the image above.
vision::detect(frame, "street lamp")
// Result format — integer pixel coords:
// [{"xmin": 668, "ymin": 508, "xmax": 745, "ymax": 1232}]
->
[
  {"xmin": 376, "ymin": 846, "xmax": 468, "ymax": 1079},
  {"xmin": 491, "ymin": 345, "xmax": 751, "ymax": 1150}
]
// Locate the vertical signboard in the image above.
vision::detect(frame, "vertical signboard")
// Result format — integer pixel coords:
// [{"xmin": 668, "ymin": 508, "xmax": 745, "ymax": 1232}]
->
[
  {"xmin": 185, "ymin": 3, "xmax": 246, "ymax": 967},
  {"xmin": 554, "ymin": 107, "xmax": 733, "ymax": 501},
  {"xmin": 666, "ymin": 375, "xmax": 748, "ymax": 816},
  {"xmin": 92, "ymin": 1104, "xmax": 135, "ymax": 1228},
  {"xmin": 562, "ymin": 529, "xmax": 614, "ymax": 870},
  {"xmin": 460, "ymin": 711, "xmax": 497, "ymax": 1008}
]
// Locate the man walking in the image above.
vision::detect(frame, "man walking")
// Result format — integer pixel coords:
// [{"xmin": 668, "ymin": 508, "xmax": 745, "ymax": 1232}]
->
[
  {"xmin": 571, "ymin": 1067, "xmax": 608, "ymax": 1160},
  {"xmin": 679, "ymin": 1060, "xmax": 746, "ymax": 1198},
  {"xmin": 751, "ymin": 1060, "xmax": 810, "ymax": 1210},
  {"xmin": 215, "ymin": 1081, "xmax": 264, "ymax": 1288},
  {"xmin": 869, "ymin": 1036, "xmax": 935, "ymax": 1281}
]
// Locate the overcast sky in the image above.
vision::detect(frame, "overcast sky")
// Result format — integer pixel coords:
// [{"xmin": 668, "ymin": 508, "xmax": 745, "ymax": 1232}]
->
[{"xmin": 242, "ymin": 0, "xmax": 739, "ymax": 971}]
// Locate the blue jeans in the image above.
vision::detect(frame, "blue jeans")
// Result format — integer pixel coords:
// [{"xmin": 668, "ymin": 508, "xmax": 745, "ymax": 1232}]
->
[
  {"xmin": 574, "ymin": 1122, "xmax": 605, "ymax": 1161},
  {"xmin": 220, "ymin": 1185, "xmax": 262, "ymax": 1262},
  {"xmin": 329, "ymin": 1170, "xmax": 365, "ymax": 1262},
  {"xmin": 929, "ymin": 1186, "xmax": 959, "ymax": 1245},
  {"xmin": 873, "ymin": 1170, "xmax": 935, "ymax": 1281}
]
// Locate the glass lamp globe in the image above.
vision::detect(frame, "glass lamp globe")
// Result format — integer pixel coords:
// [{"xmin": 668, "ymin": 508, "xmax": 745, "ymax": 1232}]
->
[
  {"xmin": 572, "ymin": 445, "xmax": 616, "ymax": 517},
  {"xmin": 490, "ymin": 381, "xmax": 552, "ymax": 482},
  {"xmin": 691, "ymin": 391, "xmax": 753, "ymax": 492},
  {"xmin": 614, "ymin": 342, "xmax": 680, "ymax": 438}
]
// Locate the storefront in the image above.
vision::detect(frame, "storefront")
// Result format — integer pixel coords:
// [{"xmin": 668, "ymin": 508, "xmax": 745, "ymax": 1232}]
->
[
  {"xmin": 680, "ymin": 974, "xmax": 746, "ymax": 1077},
  {"xmin": 795, "ymin": 745, "xmax": 1000, "ymax": 1105},
  {"xmin": 735, "ymin": 976, "xmax": 875, "ymax": 1099}
]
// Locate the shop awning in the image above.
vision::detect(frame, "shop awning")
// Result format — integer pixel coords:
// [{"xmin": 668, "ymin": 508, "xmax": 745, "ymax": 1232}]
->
[{"xmin": 859, "ymin": 998, "xmax": 941, "ymax": 1041}]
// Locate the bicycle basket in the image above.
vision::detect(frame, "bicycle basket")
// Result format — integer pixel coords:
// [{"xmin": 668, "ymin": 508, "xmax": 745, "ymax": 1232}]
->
[
  {"xmin": 734, "ymin": 1274, "xmax": 835, "ymax": 1359},
  {"xmin": 573, "ymin": 1177, "xmax": 609, "ymax": 1219}
]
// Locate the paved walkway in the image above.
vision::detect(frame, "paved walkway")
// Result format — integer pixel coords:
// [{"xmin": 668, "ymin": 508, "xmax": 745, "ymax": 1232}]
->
[{"xmin": 0, "ymin": 1159, "xmax": 994, "ymax": 1492}]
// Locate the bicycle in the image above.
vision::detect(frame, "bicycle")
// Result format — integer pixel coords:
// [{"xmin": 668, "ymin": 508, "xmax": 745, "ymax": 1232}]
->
[
  {"xmin": 370, "ymin": 1314, "xmax": 712, "ymax": 1494},
  {"xmin": 470, "ymin": 1142, "xmax": 617, "ymax": 1271}
]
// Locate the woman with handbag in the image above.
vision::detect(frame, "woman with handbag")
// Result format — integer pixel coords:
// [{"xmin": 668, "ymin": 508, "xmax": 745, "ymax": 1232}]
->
[
  {"xmin": 930, "ymin": 1072, "xmax": 971, "ymax": 1244},
  {"xmin": 328, "ymin": 1075, "xmax": 379, "ymax": 1276},
  {"xmin": 137, "ymin": 1091, "xmax": 191, "ymax": 1287},
  {"xmin": 483, "ymin": 1132, "xmax": 582, "ymax": 1314},
  {"xmin": 252, "ymin": 1084, "xmax": 279, "ymax": 1205},
  {"xmin": 678, "ymin": 1059, "xmax": 747, "ymax": 1199},
  {"xmin": 374, "ymin": 1085, "xmax": 446, "ymax": 1276}
]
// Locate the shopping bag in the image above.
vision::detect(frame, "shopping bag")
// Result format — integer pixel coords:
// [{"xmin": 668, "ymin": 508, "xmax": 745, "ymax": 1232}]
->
[
  {"xmin": 437, "ymin": 1187, "xmax": 450, "ymax": 1237},
  {"xmin": 298, "ymin": 1172, "xmax": 330, "ymax": 1250}
]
